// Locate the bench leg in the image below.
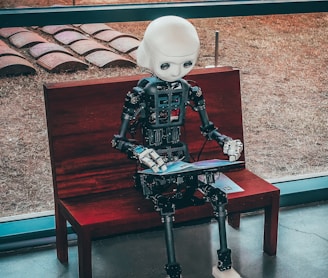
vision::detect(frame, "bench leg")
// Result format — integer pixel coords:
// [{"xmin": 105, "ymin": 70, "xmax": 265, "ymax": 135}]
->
[
  {"xmin": 78, "ymin": 231, "xmax": 92, "ymax": 278},
  {"xmin": 263, "ymin": 194, "xmax": 279, "ymax": 256},
  {"xmin": 55, "ymin": 203, "xmax": 68, "ymax": 263},
  {"xmin": 228, "ymin": 213, "xmax": 240, "ymax": 229}
]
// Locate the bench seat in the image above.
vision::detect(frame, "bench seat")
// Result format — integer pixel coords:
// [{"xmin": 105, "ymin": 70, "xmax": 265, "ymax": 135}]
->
[{"xmin": 44, "ymin": 67, "xmax": 279, "ymax": 277}]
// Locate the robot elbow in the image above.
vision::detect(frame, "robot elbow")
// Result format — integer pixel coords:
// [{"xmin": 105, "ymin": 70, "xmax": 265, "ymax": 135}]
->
[{"xmin": 111, "ymin": 135, "xmax": 123, "ymax": 150}]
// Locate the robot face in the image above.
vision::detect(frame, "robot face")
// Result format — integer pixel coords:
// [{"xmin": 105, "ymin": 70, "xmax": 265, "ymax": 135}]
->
[
  {"xmin": 151, "ymin": 51, "xmax": 198, "ymax": 82},
  {"xmin": 137, "ymin": 16, "xmax": 200, "ymax": 82}
]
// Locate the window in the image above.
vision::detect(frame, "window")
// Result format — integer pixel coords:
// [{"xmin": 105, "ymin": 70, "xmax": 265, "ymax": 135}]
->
[{"xmin": 1, "ymin": 3, "xmax": 327, "ymax": 219}]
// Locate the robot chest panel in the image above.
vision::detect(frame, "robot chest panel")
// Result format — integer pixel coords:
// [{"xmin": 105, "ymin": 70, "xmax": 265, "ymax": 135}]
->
[{"xmin": 144, "ymin": 84, "xmax": 187, "ymax": 127}]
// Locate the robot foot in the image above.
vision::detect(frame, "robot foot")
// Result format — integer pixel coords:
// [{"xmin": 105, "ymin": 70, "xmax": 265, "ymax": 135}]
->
[{"xmin": 212, "ymin": 266, "xmax": 241, "ymax": 278}]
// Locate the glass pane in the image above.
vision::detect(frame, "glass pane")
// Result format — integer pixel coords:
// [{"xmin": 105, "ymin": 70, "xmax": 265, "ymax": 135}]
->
[{"xmin": 1, "ymin": 13, "xmax": 327, "ymax": 218}]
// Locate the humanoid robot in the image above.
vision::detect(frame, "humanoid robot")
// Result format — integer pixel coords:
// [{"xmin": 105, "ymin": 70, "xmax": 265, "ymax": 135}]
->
[{"xmin": 112, "ymin": 16, "xmax": 243, "ymax": 278}]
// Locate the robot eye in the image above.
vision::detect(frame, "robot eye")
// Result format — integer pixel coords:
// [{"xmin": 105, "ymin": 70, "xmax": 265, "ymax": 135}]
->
[
  {"xmin": 183, "ymin": 61, "xmax": 193, "ymax": 68},
  {"xmin": 160, "ymin": 63, "xmax": 170, "ymax": 70}
]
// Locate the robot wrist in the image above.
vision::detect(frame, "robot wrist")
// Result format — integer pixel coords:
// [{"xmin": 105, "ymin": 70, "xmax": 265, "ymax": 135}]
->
[
  {"xmin": 134, "ymin": 145, "xmax": 146, "ymax": 154},
  {"xmin": 132, "ymin": 145, "xmax": 149, "ymax": 160},
  {"xmin": 112, "ymin": 135, "xmax": 126, "ymax": 149}
]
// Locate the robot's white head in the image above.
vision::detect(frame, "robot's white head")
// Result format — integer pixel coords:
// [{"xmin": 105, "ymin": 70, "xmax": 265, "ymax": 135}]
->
[{"xmin": 137, "ymin": 16, "xmax": 200, "ymax": 82}]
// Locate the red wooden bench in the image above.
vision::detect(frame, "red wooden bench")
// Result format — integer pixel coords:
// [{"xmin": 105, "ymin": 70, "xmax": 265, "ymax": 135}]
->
[{"xmin": 43, "ymin": 67, "xmax": 279, "ymax": 278}]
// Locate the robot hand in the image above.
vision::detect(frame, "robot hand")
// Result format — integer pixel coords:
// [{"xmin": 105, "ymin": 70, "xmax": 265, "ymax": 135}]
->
[
  {"xmin": 133, "ymin": 145, "xmax": 167, "ymax": 173},
  {"xmin": 223, "ymin": 139, "xmax": 243, "ymax": 162}
]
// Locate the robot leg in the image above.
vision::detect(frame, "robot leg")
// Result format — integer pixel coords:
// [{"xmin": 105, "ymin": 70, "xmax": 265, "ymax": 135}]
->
[
  {"xmin": 212, "ymin": 202, "xmax": 240, "ymax": 278},
  {"xmin": 153, "ymin": 195, "xmax": 182, "ymax": 278},
  {"xmin": 200, "ymin": 180, "xmax": 241, "ymax": 278}
]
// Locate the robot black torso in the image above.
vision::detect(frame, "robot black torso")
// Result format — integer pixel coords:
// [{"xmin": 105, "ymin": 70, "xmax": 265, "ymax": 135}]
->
[{"xmin": 112, "ymin": 76, "xmax": 230, "ymax": 165}]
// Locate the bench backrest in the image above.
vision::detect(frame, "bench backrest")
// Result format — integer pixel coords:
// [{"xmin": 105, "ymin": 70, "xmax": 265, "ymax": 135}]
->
[{"xmin": 44, "ymin": 67, "xmax": 244, "ymax": 199}]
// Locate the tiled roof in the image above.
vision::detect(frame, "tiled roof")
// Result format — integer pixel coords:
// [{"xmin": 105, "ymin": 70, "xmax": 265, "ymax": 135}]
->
[{"xmin": 0, "ymin": 23, "xmax": 139, "ymax": 76}]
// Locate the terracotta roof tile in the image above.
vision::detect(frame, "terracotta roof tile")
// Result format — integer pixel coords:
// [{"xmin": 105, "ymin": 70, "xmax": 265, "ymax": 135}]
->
[
  {"xmin": 54, "ymin": 30, "xmax": 89, "ymax": 45},
  {"xmin": 128, "ymin": 49, "xmax": 138, "ymax": 61},
  {"xmin": 9, "ymin": 31, "xmax": 48, "ymax": 48},
  {"xmin": 85, "ymin": 50, "xmax": 136, "ymax": 68},
  {"xmin": 37, "ymin": 52, "xmax": 88, "ymax": 73},
  {"xmin": 0, "ymin": 27, "xmax": 29, "ymax": 38},
  {"xmin": 70, "ymin": 40, "xmax": 111, "ymax": 56},
  {"xmin": 29, "ymin": 42, "xmax": 73, "ymax": 58},
  {"xmin": 0, "ymin": 55, "xmax": 36, "ymax": 76},
  {"xmin": 41, "ymin": 25, "xmax": 82, "ymax": 35},
  {"xmin": 94, "ymin": 29, "xmax": 138, "ymax": 42},
  {"xmin": 0, "ymin": 46, "xmax": 25, "ymax": 58},
  {"xmin": 108, "ymin": 37, "xmax": 140, "ymax": 53},
  {"xmin": 79, "ymin": 23, "xmax": 112, "ymax": 35}
]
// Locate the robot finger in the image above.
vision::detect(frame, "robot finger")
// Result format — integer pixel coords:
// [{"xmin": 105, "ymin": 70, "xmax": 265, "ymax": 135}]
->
[
  {"xmin": 237, "ymin": 140, "xmax": 243, "ymax": 152},
  {"xmin": 142, "ymin": 156, "xmax": 160, "ymax": 173},
  {"xmin": 160, "ymin": 163, "xmax": 167, "ymax": 172},
  {"xmin": 138, "ymin": 148, "xmax": 153, "ymax": 159},
  {"xmin": 229, "ymin": 155, "xmax": 237, "ymax": 162},
  {"xmin": 149, "ymin": 150, "xmax": 167, "ymax": 172}
]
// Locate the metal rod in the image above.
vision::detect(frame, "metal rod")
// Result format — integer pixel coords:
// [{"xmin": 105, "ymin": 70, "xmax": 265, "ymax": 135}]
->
[
  {"xmin": 164, "ymin": 214, "xmax": 177, "ymax": 264},
  {"xmin": 217, "ymin": 205, "xmax": 228, "ymax": 251},
  {"xmin": 214, "ymin": 30, "xmax": 219, "ymax": 67}
]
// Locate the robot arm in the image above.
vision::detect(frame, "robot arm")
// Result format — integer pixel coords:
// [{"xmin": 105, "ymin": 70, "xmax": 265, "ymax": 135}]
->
[
  {"xmin": 189, "ymin": 85, "xmax": 243, "ymax": 161},
  {"xmin": 111, "ymin": 87, "xmax": 167, "ymax": 172}
]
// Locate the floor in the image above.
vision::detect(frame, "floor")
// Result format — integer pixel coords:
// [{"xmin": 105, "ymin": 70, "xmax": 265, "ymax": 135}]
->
[{"xmin": 0, "ymin": 201, "xmax": 327, "ymax": 278}]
